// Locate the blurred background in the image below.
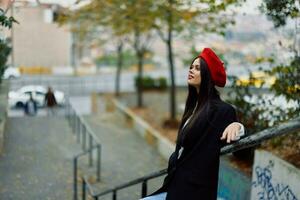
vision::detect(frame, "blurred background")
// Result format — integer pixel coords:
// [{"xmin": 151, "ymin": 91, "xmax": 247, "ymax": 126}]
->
[{"xmin": 0, "ymin": 0, "xmax": 299, "ymax": 199}]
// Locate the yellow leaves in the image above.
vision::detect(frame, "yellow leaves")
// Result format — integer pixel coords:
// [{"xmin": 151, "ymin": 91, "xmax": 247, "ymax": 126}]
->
[
  {"xmin": 60, "ymin": 0, "xmax": 242, "ymax": 41},
  {"xmin": 181, "ymin": 10, "xmax": 197, "ymax": 21},
  {"xmin": 236, "ymin": 71, "xmax": 276, "ymax": 88},
  {"xmin": 287, "ymin": 84, "xmax": 300, "ymax": 94}
]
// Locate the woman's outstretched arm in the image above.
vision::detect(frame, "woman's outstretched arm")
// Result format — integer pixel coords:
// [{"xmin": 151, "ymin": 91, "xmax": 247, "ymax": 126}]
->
[{"xmin": 221, "ymin": 122, "xmax": 245, "ymax": 143}]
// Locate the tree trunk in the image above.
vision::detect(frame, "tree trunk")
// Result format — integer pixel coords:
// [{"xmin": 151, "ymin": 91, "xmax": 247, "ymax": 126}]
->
[
  {"xmin": 134, "ymin": 26, "xmax": 144, "ymax": 108},
  {"xmin": 115, "ymin": 42, "xmax": 123, "ymax": 97},
  {"xmin": 167, "ymin": 0, "xmax": 177, "ymax": 121},
  {"xmin": 137, "ymin": 51, "xmax": 144, "ymax": 107},
  {"xmin": 167, "ymin": 38, "xmax": 176, "ymax": 121}
]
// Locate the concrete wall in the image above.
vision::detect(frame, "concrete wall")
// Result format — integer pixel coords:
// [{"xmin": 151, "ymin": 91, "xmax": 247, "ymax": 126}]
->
[
  {"xmin": 11, "ymin": 5, "xmax": 71, "ymax": 67},
  {"xmin": 218, "ymin": 159, "xmax": 251, "ymax": 200},
  {"xmin": 110, "ymin": 98, "xmax": 175, "ymax": 161},
  {"xmin": 251, "ymin": 150, "xmax": 299, "ymax": 200}
]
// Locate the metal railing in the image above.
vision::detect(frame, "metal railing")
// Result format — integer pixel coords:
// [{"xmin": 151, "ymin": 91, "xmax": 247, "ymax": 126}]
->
[
  {"xmin": 81, "ymin": 116, "xmax": 300, "ymax": 200},
  {"xmin": 65, "ymin": 98, "xmax": 102, "ymax": 200}
]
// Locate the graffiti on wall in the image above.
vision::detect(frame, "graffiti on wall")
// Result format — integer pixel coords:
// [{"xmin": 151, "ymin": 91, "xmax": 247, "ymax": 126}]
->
[{"xmin": 252, "ymin": 160, "xmax": 298, "ymax": 200}]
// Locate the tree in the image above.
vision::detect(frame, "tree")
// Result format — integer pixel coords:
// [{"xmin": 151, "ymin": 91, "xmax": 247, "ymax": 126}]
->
[
  {"xmin": 152, "ymin": 0, "xmax": 242, "ymax": 127},
  {"xmin": 115, "ymin": 39, "xmax": 124, "ymax": 97},
  {"xmin": 260, "ymin": 0, "xmax": 300, "ymax": 168},
  {"xmin": 224, "ymin": 0, "xmax": 300, "ymax": 163},
  {"xmin": 106, "ymin": 0, "xmax": 156, "ymax": 107},
  {"xmin": 58, "ymin": 0, "xmax": 155, "ymax": 102},
  {"xmin": 260, "ymin": 0, "xmax": 299, "ymax": 113},
  {"xmin": 260, "ymin": 0, "xmax": 299, "ymax": 27},
  {"xmin": 260, "ymin": 0, "xmax": 300, "ymax": 56},
  {"xmin": 58, "ymin": 1, "xmax": 127, "ymax": 96},
  {"xmin": 61, "ymin": 0, "xmax": 243, "ymax": 118},
  {"xmin": 0, "ymin": 39, "xmax": 11, "ymax": 82},
  {"xmin": 0, "ymin": 10, "xmax": 16, "ymax": 29},
  {"xmin": 57, "ymin": 2, "xmax": 103, "ymax": 67},
  {"xmin": 0, "ymin": 2, "xmax": 17, "ymax": 83}
]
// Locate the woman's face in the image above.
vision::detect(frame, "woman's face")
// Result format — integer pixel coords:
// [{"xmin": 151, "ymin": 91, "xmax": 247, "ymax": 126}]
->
[{"xmin": 187, "ymin": 57, "xmax": 201, "ymax": 91}]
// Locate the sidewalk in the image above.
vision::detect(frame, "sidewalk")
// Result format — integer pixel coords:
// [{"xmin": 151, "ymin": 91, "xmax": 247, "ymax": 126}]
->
[{"xmin": 0, "ymin": 116, "xmax": 81, "ymax": 200}]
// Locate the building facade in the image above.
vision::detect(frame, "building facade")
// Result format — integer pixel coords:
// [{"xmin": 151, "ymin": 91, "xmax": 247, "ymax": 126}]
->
[{"xmin": 9, "ymin": 2, "xmax": 71, "ymax": 68}]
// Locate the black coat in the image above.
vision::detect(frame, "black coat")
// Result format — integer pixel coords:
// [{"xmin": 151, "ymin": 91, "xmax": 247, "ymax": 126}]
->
[{"xmin": 148, "ymin": 99, "xmax": 240, "ymax": 200}]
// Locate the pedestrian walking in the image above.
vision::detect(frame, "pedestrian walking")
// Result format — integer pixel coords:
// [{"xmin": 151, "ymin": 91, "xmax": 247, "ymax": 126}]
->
[
  {"xmin": 24, "ymin": 93, "xmax": 38, "ymax": 116},
  {"xmin": 141, "ymin": 48, "xmax": 246, "ymax": 200},
  {"xmin": 44, "ymin": 87, "xmax": 57, "ymax": 116}
]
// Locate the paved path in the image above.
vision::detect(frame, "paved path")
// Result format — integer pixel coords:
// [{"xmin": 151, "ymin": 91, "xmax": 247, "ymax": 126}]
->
[
  {"xmin": 2, "ymin": 95, "xmax": 169, "ymax": 200},
  {"xmin": 82, "ymin": 112, "xmax": 168, "ymax": 200},
  {"xmin": 0, "ymin": 116, "xmax": 81, "ymax": 200}
]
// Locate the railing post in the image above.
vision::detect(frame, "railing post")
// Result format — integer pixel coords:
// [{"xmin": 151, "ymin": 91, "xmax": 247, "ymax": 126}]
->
[
  {"xmin": 64, "ymin": 100, "xmax": 68, "ymax": 118},
  {"xmin": 141, "ymin": 180, "xmax": 147, "ymax": 198},
  {"xmin": 72, "ymin": 111, "xmax": 76, "ymax": 134},
  {"xmin": 82, "ymin": 178, "xmax": 86, "ymax": 200},
  {"xmin": 76, "ymin": 116, "xmax": 78, "ymax": 140},
  {"xmin": 71, "ymin": 110, "xmax": 73, "ymax": 131},
  {"xmin": 82, "ymin": 125, "xmax": 86, "ymax": 150},
  {"xmin": 77, "ymin": 120, "xmax": 83, "ymax": 143},
  {"xmin": 69, "ymin": 108, "xmax": 72, "ymax": 129},
  {"xmin": 113, "ymin": 190, "xmax": 117, "ymax": 200},
  {"xmin": 77, "ymin": 117, "xmax": 80, "ymax": 143},
  {"xmin": 69, "ymin": 108, "xmax": 72, "ymax": 128},
  {"xmin": 74, "ymin": 112, "xmax": 77, "ymax": 134},
  {"xmin": 97, "ymin": 144, "xmax": 101, "ymax": 181},
  {"xmin": 68, "ymin": 100, "xmax": 70, "ymax": 118},
  {"xmin": 67, "ymin": 102, "xmax": 70, "ymax": 122},
  {"xmin": 89, "ymin": 135, "xmax": 93, "ymax": 167},
  {"xmin": 73, "ymin": 158, "xmax": 78, "ymax": 200}
]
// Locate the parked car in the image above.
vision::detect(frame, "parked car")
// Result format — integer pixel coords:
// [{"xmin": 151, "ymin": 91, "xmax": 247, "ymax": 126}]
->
[
  {"xmin": 9, "ymin": 85, "xmax": 65, "ymax": 108},
  {"xmin": 3, "ymin": 67, "xmax": 21, "ymax": 79}
]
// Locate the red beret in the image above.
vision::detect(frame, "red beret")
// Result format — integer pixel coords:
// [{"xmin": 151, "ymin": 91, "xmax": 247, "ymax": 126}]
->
[{"xmin": 199, "ymin": 48, "xmax": 226, "ymax": 87}]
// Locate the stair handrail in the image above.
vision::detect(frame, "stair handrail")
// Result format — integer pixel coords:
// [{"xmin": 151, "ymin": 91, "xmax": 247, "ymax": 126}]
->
[
  {"xmin": 64, "ymin": 97, "xmax": 102, "ymax": 200},
  {"xmin": 82, "ymin": 116, "xmax": 300, "ymax": 200}
]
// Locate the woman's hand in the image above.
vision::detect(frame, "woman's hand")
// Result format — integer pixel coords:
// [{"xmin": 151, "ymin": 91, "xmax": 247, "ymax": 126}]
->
[{"xmin": 220, "ymin": 122, "xmax": 243, "ymax": 143}]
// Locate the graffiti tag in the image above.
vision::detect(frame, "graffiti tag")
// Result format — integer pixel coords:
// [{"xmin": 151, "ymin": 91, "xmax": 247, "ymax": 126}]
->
[{"xmin": 252, "ymin": 162, "xmax": 298, "ymax": 200}]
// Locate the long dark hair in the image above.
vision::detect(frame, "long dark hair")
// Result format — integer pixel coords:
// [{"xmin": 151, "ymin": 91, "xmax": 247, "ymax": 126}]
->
[{"xmin": 178, "ymin": 57, "xmax": 222, "ymax": 136}]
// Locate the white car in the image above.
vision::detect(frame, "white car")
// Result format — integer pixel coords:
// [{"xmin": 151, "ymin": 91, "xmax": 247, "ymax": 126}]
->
[
  {"xmin": 9, "ymin": 85, "xmax": 66, "ymax": 108},
  {"xmin": 3, "ymin": 67, "xmax": 21, "ymax": 79}
]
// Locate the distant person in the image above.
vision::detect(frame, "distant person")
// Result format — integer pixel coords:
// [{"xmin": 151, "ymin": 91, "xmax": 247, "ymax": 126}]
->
[
  {"xmin": 141, "ymin": 48, "xmax": 246, "ymax": 200},
  {"xmin": 24, "ymin": 93, "xmax": 38, "ymax": 116},
  {"xmin": 44, "ymin": 87, "xmax": 57, "ymax": 116}
]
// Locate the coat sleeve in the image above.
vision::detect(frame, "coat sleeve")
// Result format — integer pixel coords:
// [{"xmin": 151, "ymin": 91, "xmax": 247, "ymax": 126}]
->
[
  {"xmin": 211, "ymin": 105, "xmax": 239, "ymax": 148},
  {"xmin": 232, "ymin": 122, "xmax": 245, "ymax": 140}
]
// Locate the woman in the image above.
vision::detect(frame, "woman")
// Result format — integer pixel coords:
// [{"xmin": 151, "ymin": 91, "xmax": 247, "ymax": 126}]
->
[{"xmin": 141, "ymin": 48, "xmax": 245, "ymax": 200}]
